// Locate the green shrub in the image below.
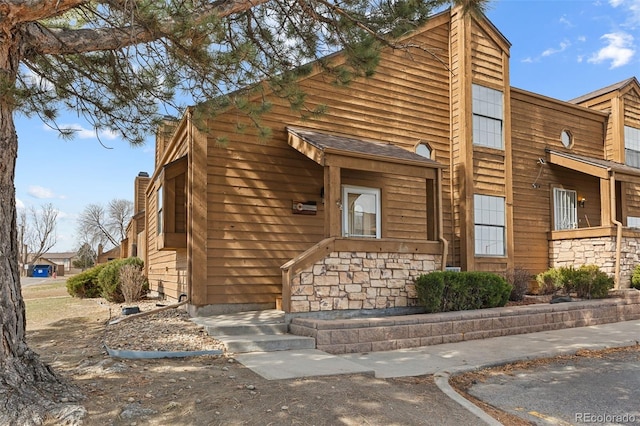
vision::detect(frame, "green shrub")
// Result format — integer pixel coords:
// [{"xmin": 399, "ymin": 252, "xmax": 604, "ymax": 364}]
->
[
  {"xmin": 570, "ymin": 265, "xmax": 613, "ymax": 299},
  {"xmin": 631, "ymin": 265, "xmax": 640, "ymax": 290},
  {"xmin": 66, "ymin": 263, "xmax": 108, "ymax": 298},
  {"xmin": 414, "ymin": 271, "xmax": 512, "ymax": 313},
  {"xmin": 536, "ymin": 265, "xmax": 613, "ymax": 299},
  {"xmin": 504, "ymin": 267, "xmax": 532, "ymax": 301},
  {"xmin": 535, "ymin": 268, "xmax": 565, "ymax": 295},
  {"xmin": 97, "ymin": 257, "xmax": 146, "ymax": 303}
]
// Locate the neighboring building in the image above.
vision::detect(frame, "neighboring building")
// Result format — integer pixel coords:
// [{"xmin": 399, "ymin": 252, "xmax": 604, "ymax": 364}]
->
[
  {"xmin": 96, "ymin": 244, "xmax": 121, "ymax": 264},
  {"xmin": 132, "ymin": 7, "xmax": 640, "ymax": 317},
  {"xmin": 122, "ymin": 172, "xmax": 150, "ymax": 260},
  {"xmin": 29, "ymin": 252, "xmax": 78, "ymax": 276}
]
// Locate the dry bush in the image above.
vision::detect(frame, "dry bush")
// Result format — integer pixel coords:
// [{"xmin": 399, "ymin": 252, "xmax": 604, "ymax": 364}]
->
[
  {"xmin": 505, "ymin": 266, "xmax": 532, "ymax": 301},
  {"xmin": 119, "ymin": 264, "xmax": 146, "ymax": 304}
]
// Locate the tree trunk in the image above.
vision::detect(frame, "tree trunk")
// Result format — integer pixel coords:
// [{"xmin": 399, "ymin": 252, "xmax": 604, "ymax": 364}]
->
[{"xmin": 0, "ymin": 28, "xmax": 85, "ymax": 425}]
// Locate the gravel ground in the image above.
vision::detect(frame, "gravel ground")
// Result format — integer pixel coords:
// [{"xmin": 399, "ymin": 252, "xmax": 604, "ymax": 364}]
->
[{"xmin": 103, "ymin": 300, "xmax": 226, "ymax": 353}]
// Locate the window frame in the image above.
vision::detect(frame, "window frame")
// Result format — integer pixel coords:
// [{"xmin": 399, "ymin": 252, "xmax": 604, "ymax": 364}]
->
[
  {"xmin": 342, "ymin": 185, "xmax": 381, "ymax": 239},
  {"xmin": 415, "ymin": 142, "xmax": 433, "ymax": 160},
  {"xmin": 155, "ymin": 155, "xmax": 188, "ymax": 250},
  {"xmin": 553, "ymin": 187, "xmax": 578, "ymax": 230},
  {"xmin": 627, "ymin": 216, "xmax": 640, "ymax": 228},
  {"xmin": 472, "ymin": 84, "xmax": 504, "ymax": 150},
  {"xmin": 157, "ymin": 185, "xmax": 163, "ymax": 235},
  {"xmin": 624, "ymin": 126, "xmax": 640, "ymax": 168},
  {"xmin": 561, "ymin": 129, "xmax": 573, "ymax": 148},
  {"xmin": 474, "ymin": 194, "xmax": 506, "ymax": 257}
]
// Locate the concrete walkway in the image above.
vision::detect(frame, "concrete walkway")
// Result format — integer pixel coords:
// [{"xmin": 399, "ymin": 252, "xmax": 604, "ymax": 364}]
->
[{"xmin": 235, "ymin": 319, "xmax": 640, "ymax": 380}]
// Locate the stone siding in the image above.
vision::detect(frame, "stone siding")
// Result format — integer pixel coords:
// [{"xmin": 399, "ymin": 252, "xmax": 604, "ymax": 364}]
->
[
  {"xmin": 550, "ymin": 236, "xmax": 640, "ymax": 288},
  {"xmin": 288, "ymin": 252, "xmax": 442, "ymax": 314}
]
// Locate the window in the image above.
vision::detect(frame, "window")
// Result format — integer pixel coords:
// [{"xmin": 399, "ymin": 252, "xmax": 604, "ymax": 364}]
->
[
  {"xmin": 625, "ymin": 126, "xmax": 640, "ymax": 168},
  {"xmin": 415, "ymin": 142, "xmax": 432, "ymax": 159},
  {"xmin": 472, "ymin": 84, "xmax": 503, "ymax": 149},
  {"xmin": 553, "ymin": 188, "xmax": 577, "ymax": 230},
  {"xmin": 561, "ymin": 129, "xmax": 573, "ymax": 148},
  {"xmin": 342, "ymin": 185, "xmax": 381, "ymax": 238},
  {"xmin": 156, "ymin": 155, "xmax": 187, "ymax": 249},
  {"xmin": 474, "ymin": 194, "xmax": 505, "ymax": 256},
  {"xmin": 627, "ymin": 217, "xmax": 640, "ymax": 228},
  {"xmin": 157, "ymin": 185, "xmax": 163, "ymax": 234}
]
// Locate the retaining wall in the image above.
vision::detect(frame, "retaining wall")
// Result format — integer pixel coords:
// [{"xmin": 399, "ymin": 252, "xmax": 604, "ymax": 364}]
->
[{"xmin": 289, "ymin": 290, "xmax": 640, "ymax": 354}]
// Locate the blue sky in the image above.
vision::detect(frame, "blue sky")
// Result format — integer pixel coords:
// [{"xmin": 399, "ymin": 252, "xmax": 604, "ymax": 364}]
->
[{"xmin": 14, "ymin": 0, "xmax": 640, "ymax": 252}]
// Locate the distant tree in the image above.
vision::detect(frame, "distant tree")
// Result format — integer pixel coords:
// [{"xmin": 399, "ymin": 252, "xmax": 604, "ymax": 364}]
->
[
  {"xmin": 24, "ymin": 203, "xmax": 58, "ymax": 264},
  {"xmin": 0, "ymin": 0, "xmax": 488, "ymax": 423},
  {"xmin": 76, "ymin": 199, "xmax": 133, "ymax": 249},
  {"xmin": 73, "ymin": 243, "xmax": 96, "ymax": 271}
]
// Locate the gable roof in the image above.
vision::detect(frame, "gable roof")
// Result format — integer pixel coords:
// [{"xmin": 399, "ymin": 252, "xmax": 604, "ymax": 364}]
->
[{"xmin": 569, "ymin": 77, "xmax": 639, "ymax": 104}]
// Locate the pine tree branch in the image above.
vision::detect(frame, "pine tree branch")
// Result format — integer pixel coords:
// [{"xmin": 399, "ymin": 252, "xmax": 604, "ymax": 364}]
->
[{"xmin": 21, "ymin": 0, "xmax": 271, "ymax": 56}]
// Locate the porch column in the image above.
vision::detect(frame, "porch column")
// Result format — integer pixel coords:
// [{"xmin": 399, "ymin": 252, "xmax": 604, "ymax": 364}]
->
[
  {"xmin": 600, "ymin": 178, "xmax": 611, "ymax": 225},
  {"xmin": 426, "ymin": 177, "xmax": 436, "ymax": 240},
  {"xmin": 324, "ymin": 165, "xmax": 341, "ymax": 237}
]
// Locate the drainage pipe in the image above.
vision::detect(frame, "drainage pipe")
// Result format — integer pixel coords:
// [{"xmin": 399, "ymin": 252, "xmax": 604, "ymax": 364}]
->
[
  {"xmin": 610, "ymin": 176, "xmax": 623, "ymax": 289},
  {"xmin": 437, "ymin": 167, "xmax": 449, "ymax": 271}
]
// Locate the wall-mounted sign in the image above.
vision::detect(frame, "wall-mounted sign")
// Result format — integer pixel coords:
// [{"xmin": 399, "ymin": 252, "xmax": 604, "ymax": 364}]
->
[{"xmin": 292, "ymin": 200, "xmax": 317, "ymax": 215}]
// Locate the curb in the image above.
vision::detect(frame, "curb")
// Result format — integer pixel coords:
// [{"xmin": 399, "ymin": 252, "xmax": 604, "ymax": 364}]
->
[
  {"xmin": 105, "ymin": 345, "xmax": 223, "ymax": 359},
  {"xmin": 433, "ymin": 341, "xmax": 640, "ymax": 426},
  {"xmin": 434, "ymin": 371, "xmax": 502, "ymax": 426}
]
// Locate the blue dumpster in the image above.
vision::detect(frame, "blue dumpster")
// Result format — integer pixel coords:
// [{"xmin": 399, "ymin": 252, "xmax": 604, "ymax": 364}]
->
[{"xmin": 32, "ymin": 265, "xmax": 52, "ymax": 278}]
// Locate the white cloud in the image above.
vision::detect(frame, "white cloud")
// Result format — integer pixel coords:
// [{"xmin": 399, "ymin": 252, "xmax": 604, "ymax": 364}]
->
[
  {"xmin": 16, "ymin": 197, "xmax": 25, "ymax": 210},
  {"xmin": 588, "ymin": 32, "xmax": 636, "ymax": 68},
  {"xmin": 610, "ymin": 0, "xmax": 640, "ymax": 28},
  {"xmin": 542, "ymin": 40, "xmax": 571, "ymax": 57},
  {"xmin": 27, "ymin": 185, "xmax": 66, "ymax": 200},
  {"xmin": 43, "ymin": 123, "xmax": 119, "ymax": 140},
  {"xmin": 28, "ymin": 185, "xmax": 54, "ymax": 199},
  {"xmin": 577, "ymin": 36, "xmax": 587, "ymax": 42},
  {"xmin": 521, "ymin": 57, "xmax": 534, "ymax": 63},
  {"xmin": 559, "ymin": 16, "xmax": 573, "ymax": 27}
]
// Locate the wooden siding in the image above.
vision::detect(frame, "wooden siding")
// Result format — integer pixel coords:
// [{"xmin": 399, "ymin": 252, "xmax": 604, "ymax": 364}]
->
[
  {"xmin": 625, "ymin": 89, "xmax": 640, "ymax": 128},
  {"xmin": 623, "ymin": 89, "xmax": 640, "ymax": 220},
  {"xmin": 471, "ymin": 24, "xmax": 510, "ymax": 274},
  {"xmin": 199, "ymin": 20, "xmax": 453, "ymax": 306},
  {"xmin": 470, "ymin": 22, "xmax": 505, "ymax": 87},
  {"xmin": 134, "ymin": 176, "xmax": 150, "ymax": 214},
  {"xmin": 146, "ymin": 118, "xmax": 190, "ymax": 301},
  {"xmin": 448, "ymin": 7, "xmax": 467, "ymax": 269},
  {"xmin": 510, "ymin": 89, "xmax": 607, "ymax": 274},
  {"xmin": 450, "ymin": 9, "xmax": 510, "ymax": 273},
  {"xmin": 473, "ymin": 147, "xmax": 506, "ymax": 194}
]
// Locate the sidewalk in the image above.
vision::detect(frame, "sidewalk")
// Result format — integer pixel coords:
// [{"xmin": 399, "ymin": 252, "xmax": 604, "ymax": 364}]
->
[{"xmin": 235, "ymin": 319, "xmax": 640, "ymax": 380}]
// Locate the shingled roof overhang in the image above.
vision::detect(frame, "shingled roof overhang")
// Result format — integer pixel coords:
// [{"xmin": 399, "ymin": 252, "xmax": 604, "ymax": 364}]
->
[
  {"xmin": 287, "ymin": 126, "xmax": 444, "ymax": 180},
  {"xmin": 547, "ymin": 149, "xmax": 640, "ymax": 184}
]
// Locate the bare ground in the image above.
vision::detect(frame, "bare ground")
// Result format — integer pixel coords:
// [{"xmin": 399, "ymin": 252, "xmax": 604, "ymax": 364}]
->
[
  {"xmin": 25, "ymin": 281, "xmax": 634, "ymax": 425},
  {"xmin": 24, "ymin": 282, "xmax": 483, "ymax": 425}
]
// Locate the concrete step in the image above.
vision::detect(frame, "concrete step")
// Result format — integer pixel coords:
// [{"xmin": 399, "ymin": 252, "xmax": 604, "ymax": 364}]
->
[
  {"xmin": 202, "ymin": 323, "xmax": 289, "ymax": 336},
  {"xmin": 218, "ymin": 334, "xmax": 316, "ymax": 353},
  {"xmin": 191, "ymin": 310, "xmax": 316, "ymax": 353},
  {"xmin": 191, "ymin": 310, "xmax": 288, "ymax": 336}
]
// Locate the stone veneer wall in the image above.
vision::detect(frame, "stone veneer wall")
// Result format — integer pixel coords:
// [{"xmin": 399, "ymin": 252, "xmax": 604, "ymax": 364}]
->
[
  {"xmin": 288, "ymin": 252, "xmax": 442, "ymax": 313},
  {"xmin": 550, "ymin": 236, "xmax": 640, "ymax": 288}
]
